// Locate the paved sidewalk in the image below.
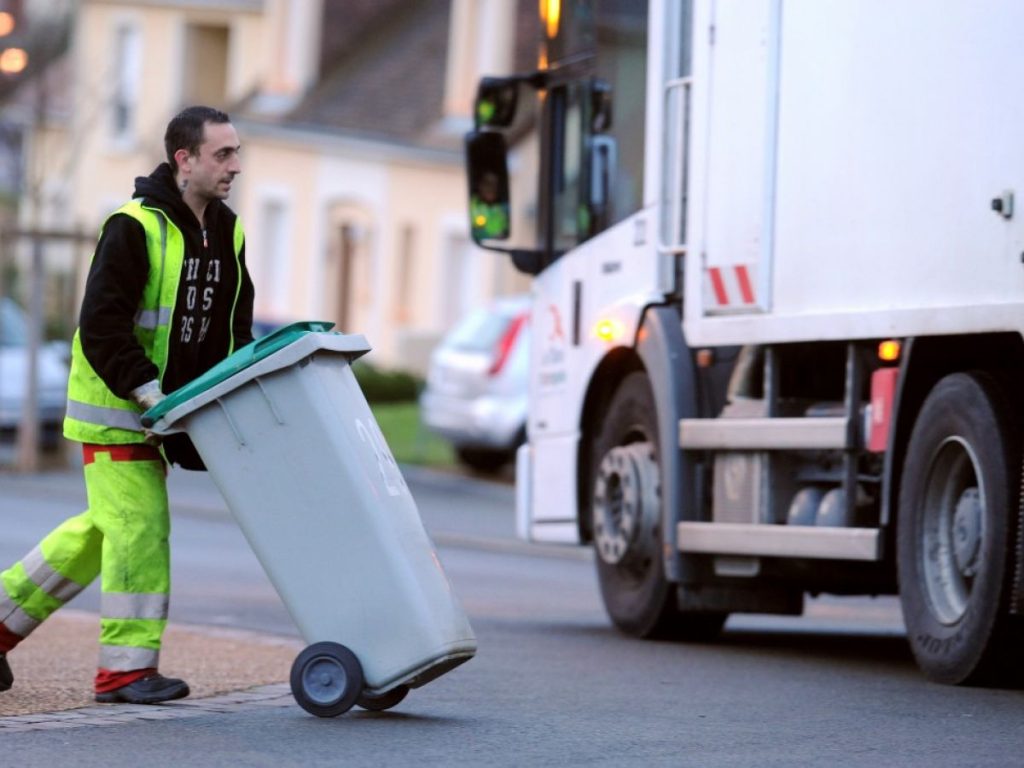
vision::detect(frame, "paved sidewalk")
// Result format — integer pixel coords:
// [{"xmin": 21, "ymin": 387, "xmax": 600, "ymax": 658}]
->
[
  {"xmin": 0, "ymin": 684, "xmax": 294, "ymax": 733},
  {"xmin": 0, "ymin": 609, "xmax": 302, "ymax": 727}
]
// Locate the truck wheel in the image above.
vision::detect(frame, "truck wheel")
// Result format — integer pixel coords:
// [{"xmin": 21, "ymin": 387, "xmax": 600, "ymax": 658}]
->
[
  {"xmin": 591, "ymin": 371, "xmax": 725, "ymax": 639},
  {"xmin": 897, "ymin": 372, "xmax": 1021, "ymax": 685},
  {"xmin": 290, "ymin": 642, "xmax": 364, "ymax": 717}
]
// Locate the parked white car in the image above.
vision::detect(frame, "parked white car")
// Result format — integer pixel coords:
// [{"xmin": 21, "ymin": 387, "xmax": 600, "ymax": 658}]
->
[
  {"xmin": 0, "ymin": 298, "xmax": 69, "ymax": 446},
  {"xmin": 420, "ymin": 294, "xmax": 530, "ymax": 473}
]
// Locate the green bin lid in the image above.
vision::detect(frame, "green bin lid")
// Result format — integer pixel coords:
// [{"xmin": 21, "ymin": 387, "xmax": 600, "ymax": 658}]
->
[{"xmin": 141, "ymin": 320, "xmax": 335, "ymax": 427}]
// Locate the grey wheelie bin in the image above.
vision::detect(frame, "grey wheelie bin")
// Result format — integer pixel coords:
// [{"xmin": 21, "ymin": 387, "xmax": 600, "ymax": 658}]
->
[{"xmin": 142, "ymin": 322, "xmax": 477, "ymax": 717}]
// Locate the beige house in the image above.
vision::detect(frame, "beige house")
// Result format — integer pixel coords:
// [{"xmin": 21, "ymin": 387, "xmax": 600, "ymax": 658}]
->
[{"xmin": 25, "ymin": 0, "xmax": 532, "ymax": 373}]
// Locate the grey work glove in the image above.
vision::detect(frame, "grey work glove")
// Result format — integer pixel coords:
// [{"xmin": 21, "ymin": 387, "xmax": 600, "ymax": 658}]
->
[
  {"xmin": 130, "ymin": 380, "xmax": 166, "ymax": 445},
  {"xmin": 131, "ymin": 379, "xmax": 166, "ymax": 411}
]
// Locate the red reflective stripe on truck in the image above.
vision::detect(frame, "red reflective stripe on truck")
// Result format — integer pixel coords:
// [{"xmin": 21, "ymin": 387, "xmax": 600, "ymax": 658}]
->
[
  {"xmin": 708, "ymin": 268, "xmax": 729, "ymax": 305},
  {"xmin": 734, "ymin": 265, "xmax": 755, "ymax": 304},
  {"xmin": 708, "ymin": 265, "xmax": 756, "ymax": 306},
  {"xmin": 868, "ymin": 368, "xmax": 899, "ymax": 452}
]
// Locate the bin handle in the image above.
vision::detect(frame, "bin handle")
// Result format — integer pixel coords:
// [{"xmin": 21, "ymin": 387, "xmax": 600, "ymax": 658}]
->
[
  {"xmin": 253, "ymin": 320, "xmax": 336, "ymax": 355},
  {"xmin": 139, "ymin": 320, "xmax": 336, "ymax": 429}
]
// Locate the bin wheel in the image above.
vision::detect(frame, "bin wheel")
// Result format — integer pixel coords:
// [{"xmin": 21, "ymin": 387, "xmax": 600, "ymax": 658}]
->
[
  {"xmin": 290, "ymin": 642, "xmax": 364, "ymax": 717},
  {"xmin": 356, "ymin": 684, "xmax": 410, "ymax": 712}
]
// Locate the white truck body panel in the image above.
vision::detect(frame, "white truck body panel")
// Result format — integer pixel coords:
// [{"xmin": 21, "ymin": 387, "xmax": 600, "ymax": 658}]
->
[
  {"xmin": 684, "ymin": 0, "xmax": 1024, "ymax": 346},
  {"xmin": 524, "ymin": 211, "xmax": 667, "ymax": 541}
]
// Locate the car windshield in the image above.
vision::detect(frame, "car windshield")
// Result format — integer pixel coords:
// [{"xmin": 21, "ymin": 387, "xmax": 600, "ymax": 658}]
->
[
  {"xmin": 445, "ymin": 306, "xmax": 520, "ymax": 354},
  {"xmin": 0, "ymin": 298, "xmax": 28, "ymax": 347}
]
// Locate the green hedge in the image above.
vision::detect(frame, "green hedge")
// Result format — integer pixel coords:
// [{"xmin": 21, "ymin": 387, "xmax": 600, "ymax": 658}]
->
[{"xmin": 352, "ymin": 361, "xmax": 422, "ymax": 403}]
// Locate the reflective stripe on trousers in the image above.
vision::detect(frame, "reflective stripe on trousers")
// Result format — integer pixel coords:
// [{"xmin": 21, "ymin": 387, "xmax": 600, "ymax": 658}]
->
[{"xmin": 0, "ymin": 445, "xmax": 170, "ymax": 669}]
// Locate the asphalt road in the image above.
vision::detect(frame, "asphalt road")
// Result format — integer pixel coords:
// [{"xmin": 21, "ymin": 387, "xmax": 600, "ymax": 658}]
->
[{"xmin": 2, "ymin": 462, "xmax": 1024, "ymax": 767}]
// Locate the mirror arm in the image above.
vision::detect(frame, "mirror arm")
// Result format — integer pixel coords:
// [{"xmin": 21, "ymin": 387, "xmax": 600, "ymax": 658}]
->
[
  {"xmin": 509, "ymin": 249, "xmax": 546, "ymax": 276},
  {"xmin": 470, "ymin": 242, "xmax": 548, "ymax": 277}
]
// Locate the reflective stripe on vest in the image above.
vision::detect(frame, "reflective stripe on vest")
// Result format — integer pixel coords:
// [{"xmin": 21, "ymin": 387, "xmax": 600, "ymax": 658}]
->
[
  {"xmin": 66, "ymin": 399, "xmax": 142, "ymax": 432},
  {"xmin": 134, "ymin": 306, "xmax": 173, "ymax": 331},
  {"xmin": 133, "ymin": 213, "xmax": 170, "ymax": 332}
]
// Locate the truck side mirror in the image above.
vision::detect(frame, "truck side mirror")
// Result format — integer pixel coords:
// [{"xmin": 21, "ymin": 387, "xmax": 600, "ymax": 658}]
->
[
  {"xmin": 465, "ymin": 131, "xmax": 511, "ymax": 242},
  {"xmin": 474, "ymin": 78, "xmax": 519, "ymax": 128}
]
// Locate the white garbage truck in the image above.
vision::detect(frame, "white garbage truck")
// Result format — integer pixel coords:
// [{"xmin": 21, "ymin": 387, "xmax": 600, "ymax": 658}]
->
[{"xmin": 464, "ymin": 0, "xmax": 1024, "ymax": 685}]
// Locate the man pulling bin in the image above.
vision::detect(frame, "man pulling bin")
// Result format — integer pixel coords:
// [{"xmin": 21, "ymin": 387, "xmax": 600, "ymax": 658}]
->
[{"xmin": 0, "ymin": 105, "xmax": 253, "ymax": 704}]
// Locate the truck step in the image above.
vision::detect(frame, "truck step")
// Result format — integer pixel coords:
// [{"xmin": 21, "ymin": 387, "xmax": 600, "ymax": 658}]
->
[
  {"xmin": 678, "ymin": 416, "xmax": 851, "ymax": 450},
  {"xmin": 676, "ymin": 521, "xmax": 881, "ymax": 561}
]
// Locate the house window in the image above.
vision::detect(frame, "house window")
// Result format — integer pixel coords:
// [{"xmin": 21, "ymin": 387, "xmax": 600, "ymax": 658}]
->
[
  {"xmin": 259, "ymin": 198, "xmax": 291, "ymax": 317},
  {"xmin": 335, "ymin": 223, "xmax": 360, "ymax": 333},
  {"xmin": 394, "ymin": 224, "xmax": 415, "ymax": 326},
  {"xmin": 325, "ymin": 203, "xmax": 372, "ymax": 334},
  {"xmin": 441, "ymin": 231, "xmax": 479, "ymax": 329},
  {"xmin": 183, "ymin": 23, "xmax": 229, "ymax": 108},
  {"xmin": 111, "ymin": 23, "xmax": 141, "ymax": 144}
]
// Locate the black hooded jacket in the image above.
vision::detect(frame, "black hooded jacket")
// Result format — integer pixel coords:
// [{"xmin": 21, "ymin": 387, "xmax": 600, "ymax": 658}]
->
[{"xmin": 78, "ymin": 163, "xmax": 255, "ymax": 468}]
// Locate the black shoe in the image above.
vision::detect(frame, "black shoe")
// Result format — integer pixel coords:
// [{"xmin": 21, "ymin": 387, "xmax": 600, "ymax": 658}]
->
[
  {"xmin": 0, "ymin": 653, "xmax": 11, "ymax": 692},
  {"xmin": 95, "ymin": 673, "xmax": 190, "ymax": 704}
]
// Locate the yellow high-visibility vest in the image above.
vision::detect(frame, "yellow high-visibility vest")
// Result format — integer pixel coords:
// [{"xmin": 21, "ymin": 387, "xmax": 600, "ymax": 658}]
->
[{"xmin": 63, "ymin": 201, "xmax": 244, "ymax": 444}]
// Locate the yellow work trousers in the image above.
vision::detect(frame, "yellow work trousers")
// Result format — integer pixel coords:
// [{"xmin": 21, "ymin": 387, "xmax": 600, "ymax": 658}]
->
[{"xmin": 0, "ymin": 445, "xmax": 170, "ymax": 671}]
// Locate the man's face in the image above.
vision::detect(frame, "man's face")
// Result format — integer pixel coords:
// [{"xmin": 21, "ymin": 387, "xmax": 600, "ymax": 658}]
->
[{"xmin": 181, "ymin": 121, "xmax": 241, "ymax": 202}]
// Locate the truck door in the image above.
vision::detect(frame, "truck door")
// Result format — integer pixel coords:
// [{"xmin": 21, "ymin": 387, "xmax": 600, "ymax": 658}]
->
[{"xmin": 692, "ymin": 0, "xmax": 781, "ymax": 316}]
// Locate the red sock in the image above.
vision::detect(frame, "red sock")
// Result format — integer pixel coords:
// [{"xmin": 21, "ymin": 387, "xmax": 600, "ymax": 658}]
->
[
  {"xmin": 0, "ymin": 623, "xmax": 23, "ymax": 654},
  {"xmin": 94, "ymin": 667, "xmax": 156, "ymax": 693}
]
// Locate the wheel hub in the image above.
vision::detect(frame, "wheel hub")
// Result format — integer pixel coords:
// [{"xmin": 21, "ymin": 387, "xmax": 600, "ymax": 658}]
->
[
  {"xmin": 952, "ymin": 487, "xmax": 982, "ymax": 577},
  {"xmin": 920, "ymin": 437, "xmax": 985, "ymax": 626},
  {"xmin": 592, "ymin": 442, "xmax": 660, "ymax": 567},
  {"xmin": 303, "ymin": 656, "xmax": 347, "ymax": 705}
]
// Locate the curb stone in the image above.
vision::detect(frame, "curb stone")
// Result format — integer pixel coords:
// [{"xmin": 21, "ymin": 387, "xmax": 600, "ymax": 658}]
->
[{"xmin": 0, "ymin": 683, "xmax": 294, "ymax": 731}]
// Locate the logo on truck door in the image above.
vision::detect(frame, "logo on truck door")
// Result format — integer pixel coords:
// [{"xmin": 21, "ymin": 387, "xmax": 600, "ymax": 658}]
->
[{"xmin": 539, "ymin": 303, "xmax": 568, "ymax": 391}]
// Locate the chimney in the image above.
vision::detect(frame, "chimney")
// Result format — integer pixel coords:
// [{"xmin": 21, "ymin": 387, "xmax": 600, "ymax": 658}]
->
[
  {"xmin": 263, "ymin": 0, "xmax": 324, "ymax": 104},
  {"xmin": 444, "ymin": 0, "xmax": 517, "ymax": 120}
]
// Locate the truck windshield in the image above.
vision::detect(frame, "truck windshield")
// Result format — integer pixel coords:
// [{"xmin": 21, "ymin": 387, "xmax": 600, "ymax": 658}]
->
[{"xmin": 543, "ymin": 0, "xmax": 647, "ymax": 249}]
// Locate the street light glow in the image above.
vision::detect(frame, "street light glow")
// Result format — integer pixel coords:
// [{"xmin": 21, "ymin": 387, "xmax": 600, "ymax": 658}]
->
[
  {"xmin": 541, "ymin": 0, "xmax": 560, "ymax": 39},
  {"xmin": 0, "ymin": 12, "xmax": 13, "ymax": 38},
  {"xmin": 0, "ymin": 46, "xmax": 27, "ymax": 74}
]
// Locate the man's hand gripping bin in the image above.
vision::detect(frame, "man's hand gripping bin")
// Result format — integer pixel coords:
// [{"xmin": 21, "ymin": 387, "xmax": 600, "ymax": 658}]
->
[{"xmin": 143, "ymin": 323, "xmax": 476, "ymax": 717}]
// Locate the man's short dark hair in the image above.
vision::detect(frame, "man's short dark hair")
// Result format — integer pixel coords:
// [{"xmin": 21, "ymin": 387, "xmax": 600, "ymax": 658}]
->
[{"xmin": 165, "ymin": 106, "xmax": 231, "ymax": 171}]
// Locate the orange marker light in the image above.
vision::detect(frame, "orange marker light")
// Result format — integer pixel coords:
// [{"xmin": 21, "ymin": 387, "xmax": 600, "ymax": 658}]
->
[
  {"xmin": 0, "ymin": 47, "xmax": 26, "ymax": 75},
  {"xmin": 541, "ymin": 0, "xmax": 561, "ymax": 39},
  {"xmin": 595, "ymin": 318, "xmax": 623, "ymax": 343},
  {"xmin": 878, "ymin": 339, "xmax": 901, "ymax": 362}
]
